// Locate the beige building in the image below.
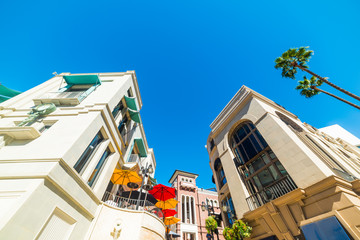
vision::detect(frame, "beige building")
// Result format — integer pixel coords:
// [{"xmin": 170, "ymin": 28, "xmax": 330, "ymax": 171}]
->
[
  {"xmin": 0, "ymin": 72, "xmax": 165, "ymax": 240},
  {"xmin": 206, "ymin": 86, "xmax": 360, "ymax": 240}
]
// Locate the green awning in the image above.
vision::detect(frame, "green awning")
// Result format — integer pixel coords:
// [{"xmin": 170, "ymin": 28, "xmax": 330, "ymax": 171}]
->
[
  {"xmin": 134, "ymin": 138, "xmax": 147, "ymax": 157},
  {"xmin": 63, "ymin": 75, "xmax": 101, "ymax": 85},
  {"xmin": 124, "ymin": 95, "xmax": 138, "ymax": 111},
  {"xmin": 0, "ymin": 84, "xmax": 21, "ymax": 103},
  {"xmin": 128, "ymin": 108, "xmax": 141, "ymax": 123}
]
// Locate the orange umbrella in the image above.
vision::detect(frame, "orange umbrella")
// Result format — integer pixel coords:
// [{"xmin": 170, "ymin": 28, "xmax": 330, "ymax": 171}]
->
[
  {"xmin": 155, "ymin": 198, "xmax": 178, "ymax": 209},
  {"xmin": 164, "ymin": 216, "xmax": 180, "ymax": 225},
  {"xmin": 111, "ymin": 169, "xmax": 142, "ymax": 185}
]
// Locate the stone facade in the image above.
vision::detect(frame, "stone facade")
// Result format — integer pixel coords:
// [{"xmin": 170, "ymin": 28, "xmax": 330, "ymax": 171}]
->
[{"xmin": 206, "ymin": 86, "xmax": 360, "ymax": 239}]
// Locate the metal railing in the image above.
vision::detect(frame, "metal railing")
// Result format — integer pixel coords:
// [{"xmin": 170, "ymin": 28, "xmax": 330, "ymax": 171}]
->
[
  {"xmin": 246, "ymin": 175, "xmax": 297, "ymax": 210},
  {"xmin": 102, "ymin": 191, "xmax": 163, "ymax": 219}
]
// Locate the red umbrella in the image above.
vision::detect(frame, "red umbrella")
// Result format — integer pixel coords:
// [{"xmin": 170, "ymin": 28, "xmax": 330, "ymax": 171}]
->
[
  {"xmin": 149, "ymin": 184, "xmax": 176, "ymax": 201},
  {"xmin": 162, "ymin": 209, "xmax": 177, "ymax": 217}
]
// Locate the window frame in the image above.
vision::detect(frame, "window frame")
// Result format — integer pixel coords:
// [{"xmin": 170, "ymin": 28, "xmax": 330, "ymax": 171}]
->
[{"xmin": 74, "ymin": 131, "xmax": 104, "ymax": 174}]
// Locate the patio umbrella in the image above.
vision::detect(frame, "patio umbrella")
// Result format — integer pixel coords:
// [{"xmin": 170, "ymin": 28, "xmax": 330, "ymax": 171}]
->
[
  {"xmin": 163, "ymin": 216, "xmax": 180, "ymax": 225},
  {"xmin": 111, "ymin": 169, "xmax": 142, "ymax": 185},
  {"xmin": 155, "ymin": 198, "xmax": 178, "ymax": 209},
  {"xmin": 149, "ymin": 184, "xmax": 176, "ymax": 201},
  {"xmin": 162, "ymin": 209, "xmax": 177, "ymax": 217}
]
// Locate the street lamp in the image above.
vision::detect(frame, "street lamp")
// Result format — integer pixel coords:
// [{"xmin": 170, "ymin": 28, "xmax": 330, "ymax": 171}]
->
[
  {"xmin": 202, "ymin": 201, "xmax": 219, "ymax": 240},
  {"xmin": 135, "ymin": 163, "xmax": 154, "ymax": 210}
]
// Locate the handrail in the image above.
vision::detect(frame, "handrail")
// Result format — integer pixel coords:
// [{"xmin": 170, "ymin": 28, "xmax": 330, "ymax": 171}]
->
[
  {"xmin": 102, "ymin": 191, "xmax": 163, "ymax": 219},
  {"xmin": 245, "ymin": 175, "xmax": 297, "ymax": 210}
]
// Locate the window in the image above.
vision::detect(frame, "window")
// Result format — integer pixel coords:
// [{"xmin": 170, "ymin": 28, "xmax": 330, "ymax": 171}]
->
[
  {"xmin": 230, "ymin": 121, "xmax": 296, "ymax": 206},
  {"xmin": 88, "ymin": 147, "xmax": 111, "ymax": 187},
  {"xmin": 74, "ymin": 131, "xmax": 104, "ymax": 174},
  {"xmin": 222, "ymin": 195, "xmax": 236, "ymax": 226},
  {"xmin": 214, "ymin": 158, "xmax": 227, "ymax": 189},
  {"xmin": 112, "ymin": 99, "xmax": 124, "ymax": 118},
  {"xmin": 118, "ymin": 115, "xmax": 128, "ymax": 134},
  {"xmin": 210, "ymin": 139, "xmax": 215, "ymax": 151},
  {"xmin": 231, "ymin": 122, "xmax": 268, "ymax": 165},
  {"xmin": 182, "ymin": 195, "xmax": 196, "ymax": 224},
  {"xmin": 127, "ymin": 88, "xmax": 133, "ymax": 97}
]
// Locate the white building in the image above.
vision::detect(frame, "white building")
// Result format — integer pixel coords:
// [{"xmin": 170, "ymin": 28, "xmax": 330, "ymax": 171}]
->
[
  {"xmin": 0, "ymin": 72, "xmax": 165, "ymax": 240},
  {"xmin": 320, "ymin": 124, "xmax": 360, "ymax": 148}
]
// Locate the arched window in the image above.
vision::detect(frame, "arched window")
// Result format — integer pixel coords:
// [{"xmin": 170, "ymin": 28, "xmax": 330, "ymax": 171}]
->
[
  {"xmin": 230, "ymin": 121, "xmax": 297, "ymax": 208},
  {"xmin": 214, "ymin": 158, "xmax": 227, "ymax": 189}
]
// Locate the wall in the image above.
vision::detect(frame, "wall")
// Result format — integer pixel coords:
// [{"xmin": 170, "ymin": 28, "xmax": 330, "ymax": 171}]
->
[{"xmin": 87, "ymin": 204, "xmax": 165, "ymax": 240}]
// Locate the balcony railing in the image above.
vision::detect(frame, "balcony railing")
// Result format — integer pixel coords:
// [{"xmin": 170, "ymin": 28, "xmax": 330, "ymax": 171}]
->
[
  {"xmin": 245, "ymin": 175, "xmax": 297, "ymax": 210},
  {"xmin": 102, "ymin": 191, "xmax": 163, "ymax": 219},
  {"xmin": 33, "ymin": 91, "xmax": 86, "ymax": 105}
]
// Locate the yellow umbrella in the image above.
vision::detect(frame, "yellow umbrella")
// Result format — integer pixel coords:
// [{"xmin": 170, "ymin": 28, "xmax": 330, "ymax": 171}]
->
[
  {"xmin": 111, "ymin": 169, "xmax": 142, "ymax": 185},
  {"xmin": 164, "ymin": 216, "xmax": 180, "ymax": 225},
  {"xmin": 155, "ymin": 198, "xmax": 178, "ymax": 209}
]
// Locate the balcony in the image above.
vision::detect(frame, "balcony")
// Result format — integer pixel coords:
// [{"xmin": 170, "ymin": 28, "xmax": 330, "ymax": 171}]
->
[
  {"xmin": 246, "ymin": 175, "xmax": 297, "ymax": 211},
  {"xmin": 89, "ymin": 191, "xmax": 165, "ymax": 239},
  {"xmin": 33, "ymin": 91, "xmax": 86, "ymax": 106},
  {"xmin": 102, "ymin": 191, "xmax": 163, "ymax": 219}
]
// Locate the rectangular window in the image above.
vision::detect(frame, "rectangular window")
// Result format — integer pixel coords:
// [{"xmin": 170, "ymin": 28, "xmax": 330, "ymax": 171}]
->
[
  {"xmin": 112, "ymin": 100, "xmax": 124, "ymax": 118},
  {"xmin": 74, "ymin": 132, "xmax": 103, "ymax": 174},
  {"xmin": 88, "ymin": 148, "xmax": 111, "ymax": 187}
]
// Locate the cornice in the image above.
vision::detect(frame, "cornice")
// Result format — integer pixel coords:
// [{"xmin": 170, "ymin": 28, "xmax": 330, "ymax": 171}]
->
[{"xmin": 208, "ymin": 85, "xmax": 299, "ymax": 139}]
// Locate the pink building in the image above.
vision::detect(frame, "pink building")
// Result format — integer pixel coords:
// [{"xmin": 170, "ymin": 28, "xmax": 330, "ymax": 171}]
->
[{"xmin": 169, "ymin": 170, "xmax": 225, "ymax": 240}]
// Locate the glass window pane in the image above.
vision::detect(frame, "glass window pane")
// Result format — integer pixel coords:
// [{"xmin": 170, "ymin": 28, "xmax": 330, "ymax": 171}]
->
[
  {"xmin": 234, "ymin": 148, "xmax": 243, "ymax": 164},
  {"xmin": 248, "ymin": 164, "xmax": 255, "ymax": 174},
  {"xmin": 233, "ymin": 134, "xmax": 240, "ymax": 144},
  {"xmin": 275, "ymin": 161, "xmax": 288, "ymax": 175},
  {"xmin": 222, "ymin": 177, "xmax": 227, "ymax": 185},
  {"xmin": 248, "ymin": 123, "xmax": 255, "ymax": 129},
  {"xmin": 268, "ymin": 150, "xmax": 276, "ymax": 159},
  {"xmin": 243, "ymin": 124, "xmax": 250, "ymax": 134},
  {"xmin": 250, "ymin": 134, "xmax": 262, "ymax": 153},
  {"xmin": 252, "ymin": 175, "xmax": 262, "ymax": 189},
  {"xmin": 255, "ymin": 130, "xmax": 268, "ymax": 148},
  {"xmin": 88, "ymin": 148, "xmax": 111, "ymax": 187},
  {"xmin": 261, "ymin": 153, "xmax": 271, "ymax": 164},
  {"xmin": 242, "ymin": 138, "xmax": 257, "ymax": 160},
  {"xmin": 257, "ymin": 169, "xmax": 274, "ymax": 187},
  {"xmin": 236, "ymin": 127, "xmax": 247, "ymax": 141},
  {"xmin": 269, "ymin": 165, "xmax": 281, "ymax": 180},
  {"xmin": 251, "ymin": 157, "xmax": 265, "ymax": 172},
  {"xmin": 74, "ymin": 132, "xmax": 103, "ymax": 173},
  {"xmin": 239, "ymin": 144, "xmax": 249, "ymax": 163}
]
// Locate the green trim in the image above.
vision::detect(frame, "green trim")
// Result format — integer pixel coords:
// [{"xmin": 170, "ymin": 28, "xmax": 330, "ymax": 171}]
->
[
  {"xmin": 128, "ymin": 108, "xmax": 141, "ymax": 123},
  {"xmin": 134, "ymin": 138, "xmax": 147, "ymax": 157},
  {"xmin": 63, "ymin": 75, "xmax": 101, "ymax": 85},
  {"xmin": 124, "ymin": 95, "xmax": 138, "ymax": 111},
  {"xmin": 0, "ymin": 85, "xmax": 21, "ymax": 103}
]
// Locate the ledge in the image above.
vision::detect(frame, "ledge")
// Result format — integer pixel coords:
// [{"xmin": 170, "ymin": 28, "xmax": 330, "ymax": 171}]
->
[{"xmin": 0, "ymin": 126, "xmax": 40, "ymax": 140}]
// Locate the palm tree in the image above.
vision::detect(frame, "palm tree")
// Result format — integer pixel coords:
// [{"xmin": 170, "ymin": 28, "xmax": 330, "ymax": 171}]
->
[
  {"xmin": 296, "ymin": 76, "xmax": 360, "ymax": 110},
  {"xmin": 274, "ymin": 47, "xmax": 360, "ymax": 103}
]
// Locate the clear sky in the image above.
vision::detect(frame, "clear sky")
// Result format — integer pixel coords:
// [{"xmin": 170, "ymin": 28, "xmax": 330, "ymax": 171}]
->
[{"xmin": 1, "ymin": 0, "xmax": 360, "ymax": 188}]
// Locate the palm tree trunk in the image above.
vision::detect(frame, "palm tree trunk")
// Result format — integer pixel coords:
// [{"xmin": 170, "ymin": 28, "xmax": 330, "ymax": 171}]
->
[
  {"xmin": 293, "ymin": 62, "xmax": 360, "ymax": 102},
  {"xmin": 311, "ymin": 86, "xmax": 360, "ymax": 110}
]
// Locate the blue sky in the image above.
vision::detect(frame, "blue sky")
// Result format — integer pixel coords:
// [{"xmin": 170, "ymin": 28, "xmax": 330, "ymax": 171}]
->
[{"xmin": 1, "ymin": 0, "xmax": 360, "ymax": 188}]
